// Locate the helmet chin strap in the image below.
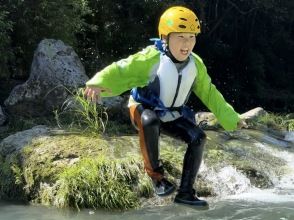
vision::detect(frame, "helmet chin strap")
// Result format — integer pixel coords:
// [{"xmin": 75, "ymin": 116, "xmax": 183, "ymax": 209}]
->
[{"xmin": 165, "ymin": 47, "xmax": 184, "ymax": 63}]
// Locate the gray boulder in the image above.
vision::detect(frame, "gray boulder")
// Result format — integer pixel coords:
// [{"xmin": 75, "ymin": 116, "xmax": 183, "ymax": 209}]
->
[
  {"xmin": 240, "ymin": 107, "xmax": 267, "ymax": 122},
  {"xmin": 195, "ymin": 111, "xmax": 219, "ymax": 129},
  {"xmin": 195, "ymin": 107, "xmax": 268, "ymax": 130},
  {"xmin": 102, "ymin": 95, "xmax": 130, "ymax": 122},
  {"xmin": 4, "ymin": 39, "xmax": 89, "ymax": 116},
  {"xmin": 0, "ymin": 125, "xmax": 49, "ymax": 156}
]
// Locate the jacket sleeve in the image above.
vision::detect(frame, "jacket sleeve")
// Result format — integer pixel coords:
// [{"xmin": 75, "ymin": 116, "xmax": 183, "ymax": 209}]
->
[
  {"xmin": 86, "ymin": 46, "xmax": 159, "ymax": 97},
  {"xmin": 192, "ymin": 54, "xmax": 240, "ymax": 131}
]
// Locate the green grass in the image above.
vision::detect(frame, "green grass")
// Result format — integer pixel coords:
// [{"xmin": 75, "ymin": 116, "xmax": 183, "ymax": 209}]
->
[
  {"xmin": 53, "ymin": 156, "xmax": 148, "ymax": 210},
  {"xmin": 54, "ymin": 88, "xmax": 108, "ymax": 135},
  {"xmin": 257, "ymin": 112, "xmax": 294, "ymax": 131}
]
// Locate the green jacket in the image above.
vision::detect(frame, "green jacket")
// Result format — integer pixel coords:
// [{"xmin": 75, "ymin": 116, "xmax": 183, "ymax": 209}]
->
[{"xmin": 86, "ymin": 46, "xmax": 240, "ymax": 131}]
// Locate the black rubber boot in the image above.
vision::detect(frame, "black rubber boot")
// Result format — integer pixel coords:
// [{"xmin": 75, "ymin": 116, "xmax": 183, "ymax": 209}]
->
[
  {"xmin": 174, "ymin": 132, "xmax": 208, "ymax": 207},
  {"xmin": 174, "ymin": 189, "xmax": 208, "ymax": 207},
  {"xmin": 153, "ymin": 177, "xmax": 176, "ymax": 196}
]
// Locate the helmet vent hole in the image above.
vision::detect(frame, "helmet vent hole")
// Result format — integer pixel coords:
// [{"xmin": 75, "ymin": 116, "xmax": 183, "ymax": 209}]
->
[
  {"xmin": 180, "ymin": 18, "xmax": 187, "ymax": 21},
  {"xmin": 179, "ymin": 10, "xmax": 184, "ymax": 12},
  {"xmin": 179, "ymin": 25, "xmax": 186, "ymax": 29}
]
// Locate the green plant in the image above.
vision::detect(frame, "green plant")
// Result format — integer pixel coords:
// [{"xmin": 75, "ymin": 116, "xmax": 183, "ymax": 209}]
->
[
  {"xmin": 54, "ymin": 88, "xmax": 108, "ymax": 134},
  {"xmin": 257, "ymin": 113, "xmax": 294, "ymax": 131},
  {"xmin": 288, "ymin": 121, "xmax": 294, "ymax": 131},
  {"xmin": 54, "ymin": 156, "xmax": 145, "ymax": 210}
]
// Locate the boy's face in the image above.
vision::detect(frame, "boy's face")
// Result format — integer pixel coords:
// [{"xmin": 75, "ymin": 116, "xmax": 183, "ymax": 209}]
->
[{"xmin": 168, "ymin": 32, "xmax": 196, "ymax": 61}]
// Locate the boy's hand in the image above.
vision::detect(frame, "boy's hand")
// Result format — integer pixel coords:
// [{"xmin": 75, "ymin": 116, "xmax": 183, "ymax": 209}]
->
[
  {"xmin": 84, "ymin": 86, "xmax": 112, "ymax": 103},
  {"xmin": 237, "ymin": 118, "xmax": 248, "ymax": 129}
]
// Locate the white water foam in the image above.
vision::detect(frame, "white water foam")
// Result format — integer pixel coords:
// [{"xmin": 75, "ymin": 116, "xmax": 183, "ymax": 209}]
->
[
  {"xmin": 227, "ymin": 142, "xmax": 294, "ymax": 203},
  {"xmin": 201, "ymin": 164, "xmax": 252, "ymax": 197},
  {"xmin": 285, "ymin": 131, "xmax": 294, "ymax": 143}
]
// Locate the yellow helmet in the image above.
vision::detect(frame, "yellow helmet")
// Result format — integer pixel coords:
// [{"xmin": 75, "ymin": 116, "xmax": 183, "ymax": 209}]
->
[{"xmin": 158, "ymin": 6, "xmax": 201, "ymax": 38}]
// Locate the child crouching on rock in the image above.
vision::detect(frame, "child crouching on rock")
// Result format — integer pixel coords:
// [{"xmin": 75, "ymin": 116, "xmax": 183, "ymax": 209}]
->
[{"xmin": 85, "ymin": 6, "xmax": 247, "ymax": 207}]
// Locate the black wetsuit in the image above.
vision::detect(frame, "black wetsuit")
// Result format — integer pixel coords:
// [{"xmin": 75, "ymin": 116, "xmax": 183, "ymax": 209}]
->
[{"xmin": 129, "ymin": 50, "xmax": 206, "ymax": 194}]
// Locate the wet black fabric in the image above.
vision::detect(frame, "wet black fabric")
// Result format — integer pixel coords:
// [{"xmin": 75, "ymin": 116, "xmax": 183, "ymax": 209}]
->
[
  {"xmin": 136, "ymin": 105, "xmax": 206, "ymax": 193},
  {"xmin": 161, "ymin": 116, "xmax": 206, "ymax": 193},
  {"xmin": 161, "ymin": 116, "xmax": 205, "ymax": 145},
  {"xmin": 141, "ymin": 109, "xmax": 161, "ymax": 172}
]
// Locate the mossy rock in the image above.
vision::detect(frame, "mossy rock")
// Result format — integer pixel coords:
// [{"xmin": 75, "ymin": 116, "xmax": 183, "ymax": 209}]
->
[
  {"xmin": 0, "ymin": 125, "xmax": 292, "ymax": 210},
  {"xmin": 0, "ymin": 127, "xmax": 186, "ymax": 210}
]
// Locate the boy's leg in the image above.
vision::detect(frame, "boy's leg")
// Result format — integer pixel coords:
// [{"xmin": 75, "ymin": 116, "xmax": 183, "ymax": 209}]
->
[
  {"xmin": 129, "ymin": 104, "xmax": 175, "ymax": 196},
  {"xmin": 162, "ymin": 117, "xmax": 208, "ymax": 207}
]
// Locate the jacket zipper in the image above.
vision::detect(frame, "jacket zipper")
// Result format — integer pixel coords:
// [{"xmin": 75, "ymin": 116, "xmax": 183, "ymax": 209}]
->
[{"xmin": 170, "ymin": 71, "xmax": 182, "ymax": 107}]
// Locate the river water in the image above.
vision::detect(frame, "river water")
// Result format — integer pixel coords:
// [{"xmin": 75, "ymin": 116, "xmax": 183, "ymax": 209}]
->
[{"xmin": 1, "ymin": 199, "xmax": 294, "ymax": 220}]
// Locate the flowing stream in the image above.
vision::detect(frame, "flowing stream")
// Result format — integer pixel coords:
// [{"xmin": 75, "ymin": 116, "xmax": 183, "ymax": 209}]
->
[
  {"xmin": 0, "ymin": 199, "xmax": 293, "ymax": 220},
  {"xmin": 1, "ymin": 130, "xmax": 293, "ymax": 220}
]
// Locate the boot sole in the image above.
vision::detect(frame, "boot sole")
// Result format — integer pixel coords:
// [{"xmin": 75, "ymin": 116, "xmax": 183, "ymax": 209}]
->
[
  {"xmin": 174, "ymin": 198, "xmax": 209, "ymax": 209},
  {"xmin": 156, "ymin": 185, "xmax": 176, "ymax": 197}
]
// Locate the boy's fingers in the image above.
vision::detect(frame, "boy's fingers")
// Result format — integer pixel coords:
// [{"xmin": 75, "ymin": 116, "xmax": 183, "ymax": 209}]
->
[
  {"xmin": 84, "ymin": 87, "xmax": 91, "ymax": 97},
  {"xmin": 84, "ymin": 86, "xmax": 111, "ymax": 103},
  {"xmin": 85, "ymin": 88, "xmax": 94, "ymax": 101},
  {"xmin": 91, "ymin": 91, "xmax": 97, "ymax": 103},
  {"xmin": 84, "ymin": 88, "xmax": 101, "ymax": 104},
  {"xmin": 85, "ymin": 87, "xmax": 91, "ymax": 97}
]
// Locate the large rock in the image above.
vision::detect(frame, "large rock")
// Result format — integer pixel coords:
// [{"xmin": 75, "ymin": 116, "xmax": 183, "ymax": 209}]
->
[
  {"xmin": 102, "ymin": 95, "xmax": 130, "ymax": 122},
  {"xmin": 240, "ymin": 107, "xmax": 267, "ymax": 121},
  {"xmin": 4, "ymin": 39, "xmax": 89, "ymax": 116},
  {"xmin": 195, "ymin": 107, "xmax": 268, "ymax": 130},
  {"xmin": 0, "ymin": 125, "xmax": 49, "ymax": 155},
  {"xmin": 195, "ymin": 112, "xmax": 219, "ymax": 130},
  {"xmin": 0, "ymin": 105, "xmax": 6, "ymax": 126}
]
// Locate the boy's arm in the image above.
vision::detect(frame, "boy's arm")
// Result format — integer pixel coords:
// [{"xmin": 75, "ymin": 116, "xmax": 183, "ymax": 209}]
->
[
  {"xmin": 192, "ymin": 55, "xmax": 240, "ymax": 131},
  {"xmin": 86, "ymin": 46, "xmax": 159, "ymax": 97}
]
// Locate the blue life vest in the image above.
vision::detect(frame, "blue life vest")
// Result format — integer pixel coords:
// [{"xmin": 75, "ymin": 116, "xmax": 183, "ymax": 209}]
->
[
  {"xmin": 130, "ymin": 87, "xmax": 170, "ymax": 117},
  {"xmin": 150, "ymin": 38, "xmax": 166, "ymax": 53},
  {"xmin": 130, "ymin": 87, "xmax": 196, "ymax": 125}
]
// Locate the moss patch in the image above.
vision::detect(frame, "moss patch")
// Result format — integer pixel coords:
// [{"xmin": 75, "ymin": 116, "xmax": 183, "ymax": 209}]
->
[{"xmin": 0, "ymin": 153, "xmax": 27, "ymax": 201}]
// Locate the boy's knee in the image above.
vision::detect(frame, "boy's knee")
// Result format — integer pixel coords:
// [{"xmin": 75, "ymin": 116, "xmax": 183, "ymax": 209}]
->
[
  {"xmin": 190, "ymin": 129, "xmax": 206, "ymax": 146},
  {"xmin": 141, "ymin": 109, "xmax": 159, "ymax": 127}
]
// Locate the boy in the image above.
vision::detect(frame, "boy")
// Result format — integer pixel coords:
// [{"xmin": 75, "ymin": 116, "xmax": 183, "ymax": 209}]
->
[{"xmin": 85, "ymin": 6, "xmax": 247, "ymax": 207}]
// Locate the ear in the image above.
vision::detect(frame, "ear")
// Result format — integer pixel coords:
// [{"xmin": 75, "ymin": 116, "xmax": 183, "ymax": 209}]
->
[{"xmin": 161, "ymin": 35, "xmax": 168, "ymax": 44}]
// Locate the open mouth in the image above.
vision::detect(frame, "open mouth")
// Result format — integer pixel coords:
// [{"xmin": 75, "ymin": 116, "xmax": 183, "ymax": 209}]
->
[{"xmin": 180, "ymin": 49, "xmax": 189, "ymax": 55}]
